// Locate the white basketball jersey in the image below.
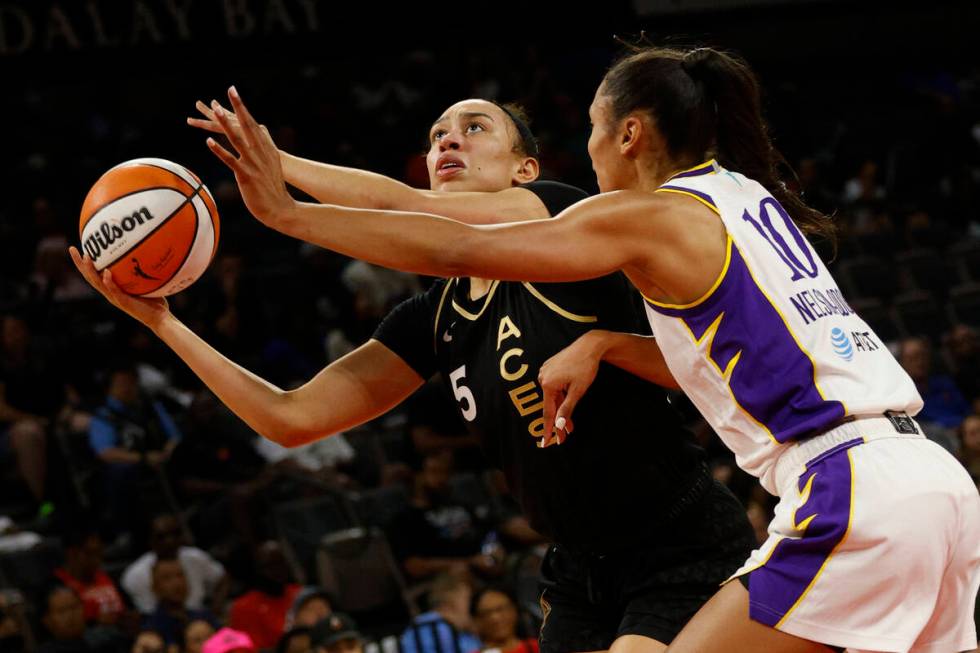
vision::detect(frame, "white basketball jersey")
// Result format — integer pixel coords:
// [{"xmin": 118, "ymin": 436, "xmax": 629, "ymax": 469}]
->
[{"xmin": 643, "ymin": 160, "xmax": 922, "ymax": 493}]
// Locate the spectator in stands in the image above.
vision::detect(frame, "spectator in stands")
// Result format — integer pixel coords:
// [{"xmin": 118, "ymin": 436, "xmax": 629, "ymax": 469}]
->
[
  {"xmin": 143, "ymin": 560, "xmax": 217, "ymax": 647},
  {"xmin": 180, "ymin": 620, "xmax": 215, "ymax": 653},
  {"xmin": 0, "ymin": 313, "xmax": 54, "ymax": 505},
  {"xmin": 37, "ymin": 584, "xmax": 91, "ymax": 653},
  {"xmin": 400, "ymin": 574, "xmax": 480, "ymax": 653},
  {"xmin": 131, "ymin": 630, "xmax": 165, "ymax": 653},
  {"xmin": 53, "ymin": 527, "xmax": 126, "ymax": 626},
  {"xmin": 388, "ymin": 451, "xmax": 504, "ymax": 581},
  {"xmin": 470, "ymin": 587, "xmax": 538, "ymax": 653},
  {"xmin": 285, "ymin": 588, "xmax": 333, "ymax": 630},
  {"xmin": 310, "ymin": 613, "xmax": 364, "ymax": 653},
  {"xmin": 121, "ymin": 514, "xmax": 228, "ymax": 615},
  {"xmin": 275, "ymin": 627, "xmax": 311, "ymax": 653},
  {"xmin": 843, "ymin": 159, "xmax": 886, "ymax": 205},
  {"xmin": 0, "ymin": 591, "xmax": 26, "ymax": 653},
  {"xmin": 947, "ymin": 324, "xmax": 980, "ymax": 403},
  {"xmin": 958, "ymin": 414, "xmax": 980, "ymax": 480},
  {"xmin": 899, "ymin": 336, "xmax": 970, "ymax": 434},
  {"xmin": 228, "ymin": 542, "xmax": 301, "ymax": 651},
  {"xmin": 88, "ymin": 363, "xmax": 182, "ymax": 533}
]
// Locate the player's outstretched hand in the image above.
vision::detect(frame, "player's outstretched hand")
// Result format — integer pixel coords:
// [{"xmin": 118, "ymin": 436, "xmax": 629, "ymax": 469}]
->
[
  {"xmin": 538, "ymin": 337, "xmax": 602, "ymax": 448},
  {"xmin": 205, "ymin": 86, "xmax": 297, "ymax": 226},
  {"xmin": 187, "ymin": 99, "xmax": 242, "ymax": 138},
  {"xmin": 69, "ymin": 246, "xmax": 170, "ymax": 330}
]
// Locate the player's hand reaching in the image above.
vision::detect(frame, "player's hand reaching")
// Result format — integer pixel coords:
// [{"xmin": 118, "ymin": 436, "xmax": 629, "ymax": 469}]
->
[
  {"xmin": 187, "ymin": 99, "xmax": 243, "ymax": 139},
  {"xmin": 205, "ymin": 86, "xmax": 297, "ymax": 226},
  {"xmin": 68, "ymin": 246, "xmax": 171, "ymax": 331},
  {"xmin": 538, "ymin": 333, "xmax": 606, "ymax": 448}
]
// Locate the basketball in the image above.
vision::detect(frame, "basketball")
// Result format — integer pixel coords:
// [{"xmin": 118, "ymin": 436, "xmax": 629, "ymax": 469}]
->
[{"xmin": 79, "ymin": 158, "xmax": 220, "ymax": 297}]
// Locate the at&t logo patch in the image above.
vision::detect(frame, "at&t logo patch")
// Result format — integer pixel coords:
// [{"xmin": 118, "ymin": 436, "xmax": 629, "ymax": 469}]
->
[{"xmin": 831, "ymin": 327, "xmax": 854, "ymax": 361}]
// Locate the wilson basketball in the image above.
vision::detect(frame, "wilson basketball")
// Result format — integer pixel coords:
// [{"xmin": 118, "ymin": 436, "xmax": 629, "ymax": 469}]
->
[{"xmin": 79, "ymin": 158, "xmax": 220, "ymax": 297}]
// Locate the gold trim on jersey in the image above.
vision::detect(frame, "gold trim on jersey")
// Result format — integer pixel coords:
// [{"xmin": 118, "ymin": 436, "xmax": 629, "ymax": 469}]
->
[
  {"xmin": 643, "ymin": 235, "xmax": 733, "ymax": 310},
  {"xmin": 452, "ymin": 280, "xmax": 501, "ymax": 321},
  {"xmin": 654, "ymin": 187, "xmax": 721, "ymax": 215},
  {"xmin": 674, "ymin": 309, "xmax": 780, "ymax": 445},
  {"xmin": 666, "ymin": 159, "xmax": 718, "ymax": 181},
  {"xmin": 520, "ymin": 283, "xmax": 598, "ymax": 323},
  {"xmin": 432, "ymin": 278, "xmax": 455, "ymax": 352}
]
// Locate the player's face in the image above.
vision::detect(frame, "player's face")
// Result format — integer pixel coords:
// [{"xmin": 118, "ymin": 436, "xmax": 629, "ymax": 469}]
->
[
  {"xmin": 426, "ymin": 100, "xmax": 528, "ymax": 192},
  {"xmin": 587, "ymin": 87, "xmax": 633, "ymax": 193}
]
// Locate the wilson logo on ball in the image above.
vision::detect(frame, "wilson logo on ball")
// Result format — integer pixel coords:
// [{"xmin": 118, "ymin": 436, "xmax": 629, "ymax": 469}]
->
[
  {"xmin": 83, "ymin": 207, "xmax": 156, "ymax": 262},
  {"xmin": 79, "ymin": 158, "xmax": 220, "ymax": 298}
]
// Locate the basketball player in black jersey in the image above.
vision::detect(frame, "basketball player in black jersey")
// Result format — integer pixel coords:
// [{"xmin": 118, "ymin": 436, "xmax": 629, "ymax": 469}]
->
[{"xmin": 73, "ymin": 96, "xmax": 754, "ymax": 652}]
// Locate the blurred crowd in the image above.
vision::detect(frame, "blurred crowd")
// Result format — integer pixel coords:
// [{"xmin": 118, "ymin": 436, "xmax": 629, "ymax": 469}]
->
[{"xmin": 2, "ymin": 18, "xmax": 980, "ymax": 653}]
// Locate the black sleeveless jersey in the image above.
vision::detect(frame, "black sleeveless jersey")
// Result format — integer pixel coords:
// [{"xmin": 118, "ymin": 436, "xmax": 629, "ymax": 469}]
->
[{"xmin": 374, "ymin": 181, "xmax": 710, "ymax": 552}]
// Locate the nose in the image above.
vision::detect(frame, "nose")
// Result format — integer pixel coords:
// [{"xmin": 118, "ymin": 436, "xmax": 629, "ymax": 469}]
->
[{"xmin": 439, "ymin": 128, "xmax": 462, "ymax": 151}]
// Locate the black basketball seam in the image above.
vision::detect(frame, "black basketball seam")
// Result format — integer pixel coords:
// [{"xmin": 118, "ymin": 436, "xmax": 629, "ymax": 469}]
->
[
  {"xmin": 138, "ymin": 192, "xmax": 204, "ymax": 296},
  {"xmin": 101, "ymin": 185, "xmax": 204, "ymax": 271},
  {"xmin": 83, "ymin": 164, "xmax": 198, "ymax": 220},
  {"xmin": 83, "ymin": 185, "xmax": 188, "ymax": 230}
]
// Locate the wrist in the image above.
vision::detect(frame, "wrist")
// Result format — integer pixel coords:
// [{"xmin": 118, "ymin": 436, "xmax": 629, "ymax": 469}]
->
[{"xmin": 581, "ymin": 329, "xmax": 613, "ymax": 360}]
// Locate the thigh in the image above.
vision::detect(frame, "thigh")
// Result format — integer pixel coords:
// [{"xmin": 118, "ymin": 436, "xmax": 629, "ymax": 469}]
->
[
  {"xmin": 666, "ymin": 581, "xmax": 839, "ymax": 653},
  {"xmin": 539, "ymin": 546, "xmax": 618, "ymax": 653},
  {"xmin": 609, "ymin": 634, "xmax": 667, "ymax": 653},
  {"xmin": 617, "ymin": 481, "xmax": 756, "ymax": 645}
]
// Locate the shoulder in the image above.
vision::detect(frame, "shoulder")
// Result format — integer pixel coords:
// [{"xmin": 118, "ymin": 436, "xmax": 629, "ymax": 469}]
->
[{"xmin": 520, "ymin": 181, "xmax": 590, "ymax": 216}]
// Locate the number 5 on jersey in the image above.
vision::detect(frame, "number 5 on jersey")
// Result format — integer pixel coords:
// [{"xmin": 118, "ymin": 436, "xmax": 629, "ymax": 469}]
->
[{"xmin": 449, "ymin": 365, "xmax": 477, "ymax": 422}]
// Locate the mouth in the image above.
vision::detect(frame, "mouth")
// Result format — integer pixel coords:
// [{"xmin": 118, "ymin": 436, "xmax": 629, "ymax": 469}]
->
[{"xmin": 435, "ymin": 155, "xmax": 466, "ymax": 179}]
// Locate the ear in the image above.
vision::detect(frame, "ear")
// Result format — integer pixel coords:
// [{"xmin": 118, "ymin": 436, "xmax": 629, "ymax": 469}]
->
[
  {"xmin": 619, "ymin": 116, "xmax": 644, "ymax": 158},
  {"xmin": 513, "ymin": 156, "xmax": 540, "ymax": 184}
]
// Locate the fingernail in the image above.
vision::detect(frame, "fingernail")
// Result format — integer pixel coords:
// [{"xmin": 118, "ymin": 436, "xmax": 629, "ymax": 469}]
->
[
  {"xmin": 230, "ymin": 85, "xmax": 238, "ymax": 97},
  {"xmin": 555, "ymin": 416, "xmax": 566, "ymax": 431}
]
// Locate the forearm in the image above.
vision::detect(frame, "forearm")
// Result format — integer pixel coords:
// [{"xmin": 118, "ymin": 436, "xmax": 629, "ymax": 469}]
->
[
  {"xmin": 583, "ymin": 330, "xmax": 679, "ymax": 390},
  {"xmin": 280, "ymin": 152, "xmax": 417, "ymax": 210}
]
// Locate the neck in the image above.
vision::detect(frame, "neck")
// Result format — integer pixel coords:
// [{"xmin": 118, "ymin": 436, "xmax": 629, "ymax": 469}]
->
[
  {"xmin": 637, "ymin": 155, "xmax": 701, "ymax": 193},
  {"xmin": 468, "ymin": 277, "xmax": 492, "ymax": 300}
]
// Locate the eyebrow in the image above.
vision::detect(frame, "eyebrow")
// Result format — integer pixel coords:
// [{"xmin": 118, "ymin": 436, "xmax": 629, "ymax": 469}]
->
[{"xmin": 430, "ymin": 111, "xmax": 496, "ymax": 132}]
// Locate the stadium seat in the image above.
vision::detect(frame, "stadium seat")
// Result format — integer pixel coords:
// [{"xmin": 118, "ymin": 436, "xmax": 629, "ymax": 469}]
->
[
  {"xmin": 274, "ymin": 494, "xmax": 357, "ymax": 582},
  {"xmin": 894, "ymin": 249, "xmax": 955, "ymax": 297},
  {"xmin": 947, "ymin": 283, "xmax": 980, "ymax": 328},
  {"xmin": 834, "ymin": 257, "xmax": 899, "ymax": 301},
  {"xmin": 892, "ymin": 291, "xmax": 949, "ymax": 341},
  {"xmin": 949, "ymin": 239, "xmax": 980, "ymax": 283},
  {"xmin": 316, "ymin": 527, "xmax": 419, "ymax": 636}
]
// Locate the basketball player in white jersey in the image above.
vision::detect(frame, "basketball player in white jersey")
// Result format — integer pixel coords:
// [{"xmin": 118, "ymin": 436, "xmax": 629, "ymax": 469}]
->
[{"xmin": 197, "ymin": 45, "xmax": 980, "ymax": 653}]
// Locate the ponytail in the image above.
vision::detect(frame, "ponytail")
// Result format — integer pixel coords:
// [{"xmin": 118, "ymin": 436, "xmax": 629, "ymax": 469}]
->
[{"xmin": 603, "ymin": 45, "xmax": 836, "ymax": 246}]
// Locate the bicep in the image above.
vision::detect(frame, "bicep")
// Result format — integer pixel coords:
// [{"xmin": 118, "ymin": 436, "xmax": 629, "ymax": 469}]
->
[
  {"xmin": 415, "ymin": 187, "xmax": 550, "ymax": 224},
  {"xmin": 281, "ymin": 340, "xmax": 424, "ymax": 445}
]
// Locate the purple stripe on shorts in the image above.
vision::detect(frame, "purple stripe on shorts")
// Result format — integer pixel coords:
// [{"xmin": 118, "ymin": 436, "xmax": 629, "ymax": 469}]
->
[{"xmin": 746, "ymin": 440, "xmax": 859, "ymax": 627}]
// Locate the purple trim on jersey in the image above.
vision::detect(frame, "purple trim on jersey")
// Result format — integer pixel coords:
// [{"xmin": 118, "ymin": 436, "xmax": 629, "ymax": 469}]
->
[
  {"xmin": 668, "ymin": 162, "xmax": 716, "ymax": 180},
  {"xmin": 746, "ymin": 438, "xmax": 859, "ymax": 627},
  {"xmin": 646, "ymin": 244, "xmax": 845, "ymax": 443},
  {"xmin": 658, "ymin": 185, "xmax": 718, "ymax": 210}
]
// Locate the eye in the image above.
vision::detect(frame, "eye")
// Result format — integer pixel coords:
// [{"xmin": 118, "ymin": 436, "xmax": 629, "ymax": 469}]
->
[
  {"xmin": 431, "ymin": 128, "xmax": 446, "ymax": 141},
  {"xmin": 466, "ymin": 122, "xmax": 485, "ymax": 134}
]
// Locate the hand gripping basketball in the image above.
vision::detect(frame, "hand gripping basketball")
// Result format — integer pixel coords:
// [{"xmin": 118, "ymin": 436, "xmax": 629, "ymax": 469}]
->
[
  {"xmin": 205, "ymin": 87, "xmax": 297, "ymax": 227},
  {"xmin": 68, "ymin": 246, "xmax": 170, "ymax": 331}
]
